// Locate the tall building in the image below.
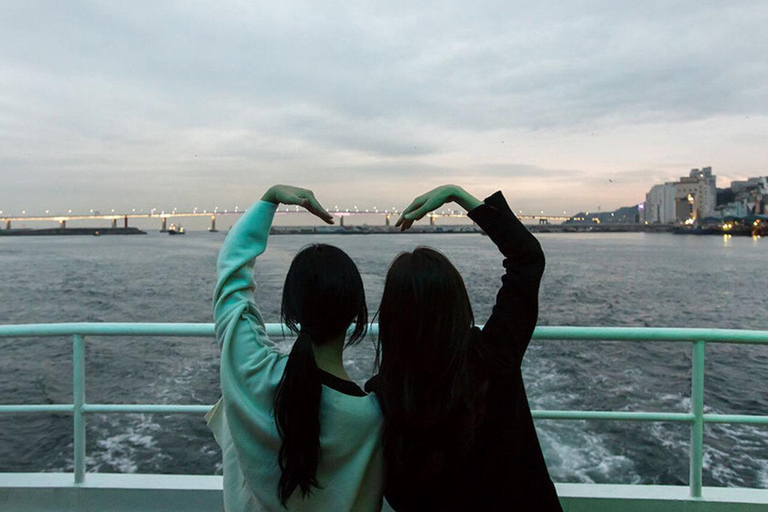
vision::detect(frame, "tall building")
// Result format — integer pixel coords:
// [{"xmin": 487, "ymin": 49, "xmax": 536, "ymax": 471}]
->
[
  {"xmin": 645, "ymin": 182, "xmax": 676, "ymax": 223},
  {"xmin": 674, "ymin": 167, "xmax": 717, "ymax": 222},
  {"xmin": 645, "ymin": 167, "xmax": 717, "ymax": 224}
]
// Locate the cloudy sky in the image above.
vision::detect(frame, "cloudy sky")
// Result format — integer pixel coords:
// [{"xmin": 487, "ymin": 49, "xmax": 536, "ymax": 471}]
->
[{"xmin": 1, "ymin": 0, "xmax": 767, "ymax": 218}]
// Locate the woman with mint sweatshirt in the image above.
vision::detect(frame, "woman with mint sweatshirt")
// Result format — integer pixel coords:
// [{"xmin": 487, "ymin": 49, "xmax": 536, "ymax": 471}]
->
[{"xmin": 206, "ymin": 185, "xmax": 384, "ymax": 512}]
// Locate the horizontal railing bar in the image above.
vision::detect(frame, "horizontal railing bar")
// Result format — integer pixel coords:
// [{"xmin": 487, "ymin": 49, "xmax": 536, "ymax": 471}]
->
[
  {"xmin": 0, "ymin": 404, "xmax": 74, "ymax": 414},
  {"xmin": 0, "ymin": 404, "xmax": 703, "ymax": 423},
  {"xmin": 83, "ymin": 404, "xmax": 213, "ymax": 414},
  {"xmin": 532, "ymin": 410, "xmax": 694, "ymax": 422},
  {"xmin": 3, "ymin": 405, "xmax": 768, "ymax": 427},
  {"xmin": 704, "ymin": 414, "xmax": 768, "ymax": 425},
  {"xmin": 532, "ymin": 326, "xmax": 768, "ymax": 344},
  {"xmin": 1, "ymin": 323, "xmax": 768, "ymax": 344},
  {"xmin": 0, "ymin": 323, "xmax": 214, "ymax": 337}
]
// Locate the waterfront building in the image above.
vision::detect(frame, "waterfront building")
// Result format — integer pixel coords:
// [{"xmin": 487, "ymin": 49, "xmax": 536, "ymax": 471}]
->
[
  {"xmin": 644, "ymin": 167, "xmax": 717, "ymax": 224},
  {"xmin": 716, "ymin": 176, "xmax": 768, "ymax": 218},
  {"xmin": 730, "ymin": 176, "xmax": 765, "ymax": 196},
  {"xmin": 644, "ymin": 182, "xmax": 676, "ymax": 223},
  {"xmin": 717, "ymin": 201, "xmax": 750, "ymax": 218},
  {"xmin": 674, "ymin": 167, "xmax": 717, "ymax": 223}
]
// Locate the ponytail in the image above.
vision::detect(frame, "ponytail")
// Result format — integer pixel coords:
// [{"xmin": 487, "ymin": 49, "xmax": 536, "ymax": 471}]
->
[
  {"xmin": 274, "ymin": 331, "xmax": 323, "ymax": 506},
  {"xmin": 275, "ymin": 243, "xmax": 369, "ymax": 506}
]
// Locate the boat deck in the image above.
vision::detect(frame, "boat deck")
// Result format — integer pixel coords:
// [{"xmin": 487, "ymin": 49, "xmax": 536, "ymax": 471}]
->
[{"xmin": 4, "ymin": 474, "xmax": 768, "ymax": 511}]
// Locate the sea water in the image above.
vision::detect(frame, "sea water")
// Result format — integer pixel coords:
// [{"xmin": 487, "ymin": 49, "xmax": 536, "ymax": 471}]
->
[{"xmin": 0, "ymin": 231, "xmax": 766, "ymax": 488}]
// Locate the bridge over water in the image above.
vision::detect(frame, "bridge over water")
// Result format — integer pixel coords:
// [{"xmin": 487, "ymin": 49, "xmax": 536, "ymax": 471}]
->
[{"xmin": 1, "ymin": 208, "xmax": 570, "ymax": 232}]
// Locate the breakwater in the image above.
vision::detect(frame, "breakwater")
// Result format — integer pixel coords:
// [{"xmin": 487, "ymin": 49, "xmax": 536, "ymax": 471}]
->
[
  {"xmin": 0, "ymin": 227, "xmax": 146, "ymax": 236},
  {"xmin": 268, "ymin": 224, "xmax": 677, "ymax": 235}
]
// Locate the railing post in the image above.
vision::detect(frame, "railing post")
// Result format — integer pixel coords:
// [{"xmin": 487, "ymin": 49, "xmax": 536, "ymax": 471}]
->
[
  {"xmin": 690, "ymin": 340, "xmax": 705, "ymax": 498},
  {"xmin": 73, "ymin": 334, "xmax": 86, "ymax": 484}
]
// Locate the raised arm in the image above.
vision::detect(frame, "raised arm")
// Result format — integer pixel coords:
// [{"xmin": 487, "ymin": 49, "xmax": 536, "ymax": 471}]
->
[
  {"xmin": 396, "ymin": 185, "xmax": 544, "ymax": 365},
  {"xmin": 212, "ymin": 185, "xmax": 335, "ymax": 497},
  {"xmin": 467, "ymin": 191, "xmax": 545, "ymax": 366},
  {"xmin": 213, "ymin": 198, "xmax": 277, "ymax": 344},
  {"xmin": 213, "ymin": 185, "xmax": 334, "ymax": 342},
  {"xmin": 395, "ymin": 184, "xmax": 482, "ymax": 231}
]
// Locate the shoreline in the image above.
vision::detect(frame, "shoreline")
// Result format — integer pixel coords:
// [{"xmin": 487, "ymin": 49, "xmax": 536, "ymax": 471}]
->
[{"xmin": 0, "ymin": 225, "xmax": 757, "ymax": 237}]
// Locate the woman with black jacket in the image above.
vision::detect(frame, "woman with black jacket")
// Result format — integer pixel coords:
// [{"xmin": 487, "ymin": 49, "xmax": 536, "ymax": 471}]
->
[{"xmin": 366, "ymin": 185, "xmax": 562, "ymax": 511}]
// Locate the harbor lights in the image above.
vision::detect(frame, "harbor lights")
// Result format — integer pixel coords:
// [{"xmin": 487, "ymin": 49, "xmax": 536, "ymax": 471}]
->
[
  {"xmin": 45, "ymin": 210, "xmax": 49, "ymax": 214},
  {"xmin": 234, "ymin": 206, "xmax": 239, "ymax": 213}
]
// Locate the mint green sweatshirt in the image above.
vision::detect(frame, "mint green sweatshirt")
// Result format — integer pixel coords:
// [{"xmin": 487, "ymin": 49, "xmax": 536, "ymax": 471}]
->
[{"xmin": 206, "ymin": 200, "xmax": 384, "ymax": 512}]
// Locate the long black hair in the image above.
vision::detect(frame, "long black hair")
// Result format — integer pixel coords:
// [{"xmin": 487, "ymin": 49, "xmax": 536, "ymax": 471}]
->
[
  {"xmin": 273, "ymin": 243, "xmax": 368, "ymax": 506},
  {"xmin": 374, "ymin": 246, "xmax": 487, "ymax": 478}
]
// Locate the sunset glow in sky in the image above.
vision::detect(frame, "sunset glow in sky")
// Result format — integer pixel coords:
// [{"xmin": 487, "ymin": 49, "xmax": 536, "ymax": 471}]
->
[{"xmin": 1, "ymin": 1, "xmax": 766, "ymax": 217}]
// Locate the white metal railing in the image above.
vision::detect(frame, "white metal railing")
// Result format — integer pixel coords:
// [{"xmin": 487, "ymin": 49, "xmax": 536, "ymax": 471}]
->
[{"xmin": 1, "ymin": 323, "xmax": 768, "ymax": 498}]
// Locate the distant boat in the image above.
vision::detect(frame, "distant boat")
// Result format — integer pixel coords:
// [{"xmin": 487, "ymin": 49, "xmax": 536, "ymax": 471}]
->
[{"xmin": 168, "ymin": 223, "xmax": 185, "ymax": 235}]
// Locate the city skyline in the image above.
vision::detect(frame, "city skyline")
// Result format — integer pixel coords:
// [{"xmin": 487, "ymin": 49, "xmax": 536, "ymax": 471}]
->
[
  {"xmin": 0, "ymin": 169, "xmax": 764, "ymax": 220},
  {"xmin": 1, "ymin": 1, "xmax": 767, "ymax": 214}
]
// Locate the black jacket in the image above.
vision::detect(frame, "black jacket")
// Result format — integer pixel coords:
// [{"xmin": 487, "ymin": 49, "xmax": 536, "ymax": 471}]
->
[{"xmin": 366, "ymin": 191, "xmax": 562, "ymax": 511}]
